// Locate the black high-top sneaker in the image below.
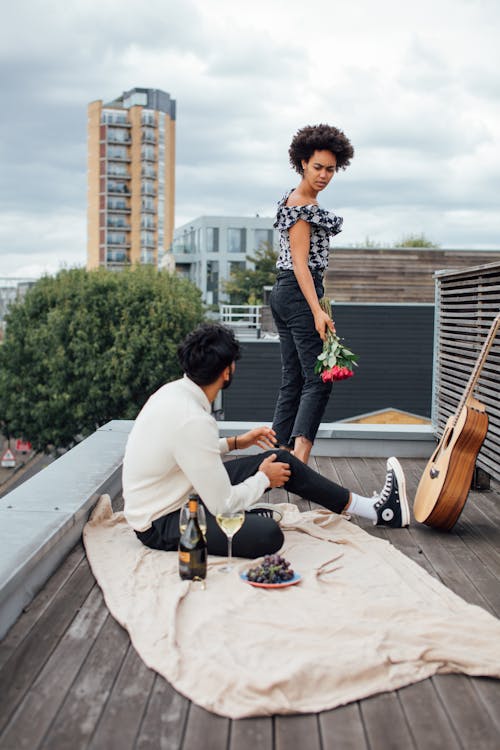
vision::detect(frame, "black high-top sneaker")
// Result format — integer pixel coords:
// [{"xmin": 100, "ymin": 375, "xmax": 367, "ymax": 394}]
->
[{"xmin": 374, "ymin": 457, "xmax": 410, "ymax": 527}]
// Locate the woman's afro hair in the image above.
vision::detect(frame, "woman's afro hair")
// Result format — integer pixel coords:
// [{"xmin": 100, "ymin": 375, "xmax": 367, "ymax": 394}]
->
[{"xmin": 289, "ymin": 124, "xmax": 354, "ymax": 175}]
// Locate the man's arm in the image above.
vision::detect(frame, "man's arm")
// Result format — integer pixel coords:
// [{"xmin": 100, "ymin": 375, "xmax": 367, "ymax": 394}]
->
[{"xmin": 174, "ymin": 416, "xmax": 271, "ymax": 516}]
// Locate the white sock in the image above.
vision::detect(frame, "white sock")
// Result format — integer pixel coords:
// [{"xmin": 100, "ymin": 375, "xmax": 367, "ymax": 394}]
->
[{"xmin": 348, "ymin": 493, "xmax": 377, "ymax": 521}]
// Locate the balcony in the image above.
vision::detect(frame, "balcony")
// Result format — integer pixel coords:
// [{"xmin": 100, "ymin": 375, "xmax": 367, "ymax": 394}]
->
[
  {"xmin": 106, "ymin": 250, "xmax": 129, "ymax": 263},
  {"xmin": 107, "ymin": 203, "xmax": 130, "ymax": 214},
  {"xmin": 140, "ymin": 187, "xmax": 156, "ymax": 197},
  {"xmin": 140, "ymin": 250, "xmax": 155, "ymax": 264},
  {"xmin": 107, "ymin": 220, "xmax": 131, "ymax": 231},
  {"xmin": 106, "ymin": 184, "xmax": 130, "ymax": 195},
  {"xmin": 106, "ymin": 168, "xmax": 131, "ymax": 179},
  {"xmin": 141, "ymin": 130, "xmax": 156, "ymax": 145},
  {"xmin": 101, "ymin": 117, "xmax": 131, "ymax": 128},
  {"xmin": 140, "ymin": 151, "xmax": 156, "ymax": 163},
  {"xmin": 107, "ymin": 153, "xmax": 131, "ymax": 163}
]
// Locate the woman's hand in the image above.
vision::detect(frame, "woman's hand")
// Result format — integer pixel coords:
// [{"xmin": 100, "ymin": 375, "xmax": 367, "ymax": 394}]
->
[
  {"xmin": 313, "ymin": 309, "xmax": 335, "ymax": 341},
  {"xmin": 236, "ymin": 426, "xmax": 277, "ymax": 451}
]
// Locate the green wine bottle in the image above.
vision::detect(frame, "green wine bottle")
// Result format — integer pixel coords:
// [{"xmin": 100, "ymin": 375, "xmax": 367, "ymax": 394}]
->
[{"xmin": 178, "ymin": 495, "xmax": 207, "ymax": 580}]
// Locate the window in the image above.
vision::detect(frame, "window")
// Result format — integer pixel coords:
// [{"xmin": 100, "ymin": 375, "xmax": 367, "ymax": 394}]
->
[
  {"xmin": 254, "ymin": 229, "xmax": 273, "ymax": 249},
  {"xmin": 107, "ymin": 250, "xmax": 127, "ymax": 263},
  {"xmin": 141, "ymin": 110, "xmax": 156, "ymax": 126},
  {"xmin": 141, "ymin": 127, "xmax": 156, "ymax": 143},
  {"xmin": 207, "ymin": 261, "xmax": 219, "ymax": 305},
  {"xmin": 206, "ymin": 227, "xmax": 219, "ymax": 253},
  {"xmin": 141, "ymin": 231, "xmax": 155, "ymax": 247},
  {"xmin": 142, "ymin": 197, "xmax": 155, "ymax": 212},
  {"xmin": 124, "ymin": 91, "xmax": 148, "ymax": 107},
  {"xmin": 227, "ymin": 228, "xmax": 246, "ymax": 254},
  {"xmin": 141, "ymin": 146, "xmax": 155, "ymax": 161},
  {"xmin": 108, "ymin": 232, "xmax": 127, "ymax": 245},
  {"xmin": 229, "ymin": 261, "xmax": 246, "ymax": 275},
  {"xmin": 108, "ymin": 182, "xmax": 129, "ymax": 194},
  {"xmin": 108, "ymin": 145, "xmax": 127, "ymax": 160},
  {"xmin": 107, "ymin": 128, "xmax": 130, "ymax": 143}
]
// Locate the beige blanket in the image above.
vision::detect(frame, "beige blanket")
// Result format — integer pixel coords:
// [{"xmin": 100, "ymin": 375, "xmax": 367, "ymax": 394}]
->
[{"xmin": 83, "ymin": 495, "xmax": 500, "ymax": 718}]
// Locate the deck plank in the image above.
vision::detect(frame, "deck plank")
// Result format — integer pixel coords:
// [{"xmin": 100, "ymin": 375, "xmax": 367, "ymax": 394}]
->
[
  {"xmin": 396, "ymin": 680, "xmax": 461, "ymax": 750},
  {"xmin": 134, "ymin": 675, "xmax": 190, "ymax": 750},
  {"xmin": 229, "ymin": 717, "xmax": 273, "ymax": 750},
  {"xmin": 180, "ymin": 704, "xmax": 229, "ymax": 750},
  {"xmin": 0, "ymin": 557, "xmax": 96, "ymax": 736},
  {"xmin": 0, "ymin": 584, "xmax": 107, "ymax": 750},
  {"xmin": 318, "ymin": 703, "xmax": 369, "ymax": 749},
  {"xmin": 359, "ymin": 691, "xmax": 416, "ymax": 750},
  {"xmin": 275, "ymin": 714, "xmax": 321, "ymax": 750},
  {"xmin": 0, "ymin": 544, "xmax": 85, "ymax": 672},
  {"xmin": 432, "ymin": 674, "xmax": 500, "ymax": 750},
  {"xmin": 88, "ymin": 645, "xmax": 156, "ymax": 750},
  {"xmin": 38, "ymin": 614, "xmax": 130, "ymax": 749}
]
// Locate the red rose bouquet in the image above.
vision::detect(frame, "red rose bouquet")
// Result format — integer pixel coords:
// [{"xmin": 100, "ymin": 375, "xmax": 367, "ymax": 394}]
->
[{"xmin": 314, "ymin": 299, "xmax": 358, "ymax": 382}]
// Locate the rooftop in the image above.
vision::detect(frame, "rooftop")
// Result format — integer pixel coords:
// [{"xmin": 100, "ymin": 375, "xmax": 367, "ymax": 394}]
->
[{"xmin": 0, "ymin": 423, "xmax": 499, "ymax": 749}]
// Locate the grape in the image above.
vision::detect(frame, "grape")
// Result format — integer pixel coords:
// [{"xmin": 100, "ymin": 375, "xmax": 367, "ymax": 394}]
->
[{"xmin": 245, "ymin": 555, "xmax": 295, "ymax": 584}]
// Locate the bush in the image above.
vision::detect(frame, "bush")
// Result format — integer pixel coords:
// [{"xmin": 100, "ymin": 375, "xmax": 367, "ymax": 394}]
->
[{"xmin": 0, "ymin": 266, "xmax": 204, "ymax": 451}]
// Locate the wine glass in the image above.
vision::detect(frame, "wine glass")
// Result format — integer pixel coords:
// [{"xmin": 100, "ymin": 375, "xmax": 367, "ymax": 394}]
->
[
  {"xmin": 179, "ymin": 503, "xmax": 190, "ymax": 535},
  {"xmin": 180, "ymin": 501, "xmax": 207, "ymax": 538},
  {"xmin": 215, "ymin": 509, "xmax": 245, "ymax": 572},
  {"xmin": 197, "ymin": 503, "xmax": 207, "ymax": 539}
]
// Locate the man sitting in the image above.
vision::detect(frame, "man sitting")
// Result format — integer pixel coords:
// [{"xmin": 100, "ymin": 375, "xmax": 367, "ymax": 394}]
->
[{"xmin": 122, "ymin": 323, "xmax": 410, "ymax": 557}]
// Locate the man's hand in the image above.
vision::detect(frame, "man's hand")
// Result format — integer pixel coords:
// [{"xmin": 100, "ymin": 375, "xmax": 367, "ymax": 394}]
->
[
  {"xmin": 258, "ymin": 453, "xmax": 291, "ymax": 488},
  {"xmin": 237, "ymin": 426, "xmax": 277, "ymax": 451}
]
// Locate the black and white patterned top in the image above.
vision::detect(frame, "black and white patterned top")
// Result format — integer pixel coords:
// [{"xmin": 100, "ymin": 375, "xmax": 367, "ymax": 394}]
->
[{"xmin": 274, "ymin": 189, "xmax": 343, "ymax": 272}]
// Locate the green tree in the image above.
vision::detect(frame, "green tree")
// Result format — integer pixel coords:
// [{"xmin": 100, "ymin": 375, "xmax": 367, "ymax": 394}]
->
[
  {"xmin": 355, "ymin": 236, "xmax": 383, "ymax": 248},
  {"xmin": 0, "ymin": 266, "xmax": 204, "ymax": 451},
  {"xmin": 223, "ymin": 242, "xmax": 278, "ymax": 305},
  {"xmin": 394, "ymin": 233, "xmax": 440, "ymax": 248}
]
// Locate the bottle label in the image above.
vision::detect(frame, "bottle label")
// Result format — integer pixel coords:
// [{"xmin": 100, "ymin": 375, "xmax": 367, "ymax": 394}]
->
[{"xmin": 179, "ymin": 551, "xmax": 190, "ymax": 563}]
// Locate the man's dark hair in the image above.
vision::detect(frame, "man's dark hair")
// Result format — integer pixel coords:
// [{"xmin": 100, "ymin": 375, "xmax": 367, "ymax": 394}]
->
[
  {"xmin": 177, "ymin": 323, "xmax": 241, "ymax": 386},
  {"xmin": 289, "ymin": 124, "xmax": 354, "ymax": 175}
]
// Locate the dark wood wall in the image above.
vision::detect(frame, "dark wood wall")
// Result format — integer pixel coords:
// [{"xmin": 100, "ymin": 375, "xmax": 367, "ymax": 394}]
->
[{"xmin": 222, "ymin": 304, "xmax": 435, "ymax": 422}]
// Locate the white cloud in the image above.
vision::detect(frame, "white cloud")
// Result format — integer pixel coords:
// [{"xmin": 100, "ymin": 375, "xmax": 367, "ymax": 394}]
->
[{"xmin": 1, "ymin": 0, "xmax": 500, "ymax": 275}]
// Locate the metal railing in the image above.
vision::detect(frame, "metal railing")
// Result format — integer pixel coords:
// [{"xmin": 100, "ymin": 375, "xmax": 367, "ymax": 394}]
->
[{"xmin": 219, "ymin": 305, "xmax": 262, "ymax": 336}]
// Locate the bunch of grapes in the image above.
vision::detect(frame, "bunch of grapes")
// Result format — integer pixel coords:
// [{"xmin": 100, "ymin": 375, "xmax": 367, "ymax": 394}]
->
[{"xmin": 246, "ymin": 554, "xmax": 294, "ymax": 584}]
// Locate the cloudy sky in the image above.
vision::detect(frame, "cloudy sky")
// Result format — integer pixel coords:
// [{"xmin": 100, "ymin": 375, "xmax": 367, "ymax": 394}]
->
[{"xmin": 1, "ymin": 0, "xmax": 499, "ymax": 278}]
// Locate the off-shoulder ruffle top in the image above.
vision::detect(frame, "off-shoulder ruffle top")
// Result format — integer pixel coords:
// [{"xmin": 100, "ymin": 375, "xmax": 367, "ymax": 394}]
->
[{"xmin": 274, "ymin": 189, "xmax": 343, "ymax": 272}]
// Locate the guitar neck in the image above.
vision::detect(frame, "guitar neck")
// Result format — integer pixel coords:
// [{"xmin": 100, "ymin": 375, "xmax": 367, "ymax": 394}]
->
[{"xmin": 454, "ymin": 314, "xmax": 500, "ymax": 419}]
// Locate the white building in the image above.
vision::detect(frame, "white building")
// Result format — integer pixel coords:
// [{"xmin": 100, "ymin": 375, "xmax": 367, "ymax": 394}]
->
[{"xmin": 167, "ymin": 215, "xmax": 276, "ymax": 305}]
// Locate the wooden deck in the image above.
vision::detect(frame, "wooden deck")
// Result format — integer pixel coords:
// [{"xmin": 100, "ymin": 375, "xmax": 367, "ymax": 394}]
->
[{"xmin": 1, "ymin": 457, "xmax": 499, "ymax": 750}]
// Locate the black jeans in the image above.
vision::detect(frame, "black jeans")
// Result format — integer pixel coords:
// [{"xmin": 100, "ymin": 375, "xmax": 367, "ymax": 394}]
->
[
  {"xmin": 270, "ymin": 270, "xmax": 332, "ymax": 447},
  {"xmin": 135, "ymin": 450, "xmax": 350, "ymax": 559}
]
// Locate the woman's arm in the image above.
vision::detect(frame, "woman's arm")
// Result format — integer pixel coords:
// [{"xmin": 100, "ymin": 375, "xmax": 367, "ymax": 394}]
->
[{"xmin": 289, "ymin": 219, "xmax": 334, "ymax": 341}]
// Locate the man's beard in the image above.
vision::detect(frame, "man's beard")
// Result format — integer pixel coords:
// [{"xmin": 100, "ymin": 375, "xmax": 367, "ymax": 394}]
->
[{"xmin": 222, "ymin": 371, "xmax": 233, "ymax": 390}]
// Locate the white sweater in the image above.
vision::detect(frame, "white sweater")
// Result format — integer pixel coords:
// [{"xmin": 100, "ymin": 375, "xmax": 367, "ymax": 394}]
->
[{"xmin": 122, "ymin": 375, "xmax": 270, "ymax": 531}]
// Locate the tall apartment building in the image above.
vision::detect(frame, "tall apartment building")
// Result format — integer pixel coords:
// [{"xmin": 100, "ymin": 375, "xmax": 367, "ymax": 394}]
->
[
  {"xmin": 168, "ymin": 215, "xmax": 276, "ymax": 305},
  {"xmin": 87, "ymin": 87, "xmax": 176, "ymax": 270}
]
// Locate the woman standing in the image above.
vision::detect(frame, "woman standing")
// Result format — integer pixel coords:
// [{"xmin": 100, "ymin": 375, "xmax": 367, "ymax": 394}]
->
[{"xmin": 270, "ymin": 124, "xmax": 354, "ymax": 464}]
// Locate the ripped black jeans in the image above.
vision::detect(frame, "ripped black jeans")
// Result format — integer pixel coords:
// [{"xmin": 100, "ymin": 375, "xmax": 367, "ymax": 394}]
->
[{"xmin": 270, "ymin": 270, "xmax": 332, "ymax": 448}]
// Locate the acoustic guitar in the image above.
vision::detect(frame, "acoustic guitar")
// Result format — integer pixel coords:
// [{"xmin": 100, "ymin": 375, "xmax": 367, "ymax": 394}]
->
[{"xmin": 414, "ymin": 313, "xmax": 500, "ymax": 531}]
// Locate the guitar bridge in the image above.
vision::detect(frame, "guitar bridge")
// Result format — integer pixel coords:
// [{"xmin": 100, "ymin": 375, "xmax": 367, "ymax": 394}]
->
[{"xmin": 430, "ymin": 467, "xmax": 440, "ymax": 479}]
